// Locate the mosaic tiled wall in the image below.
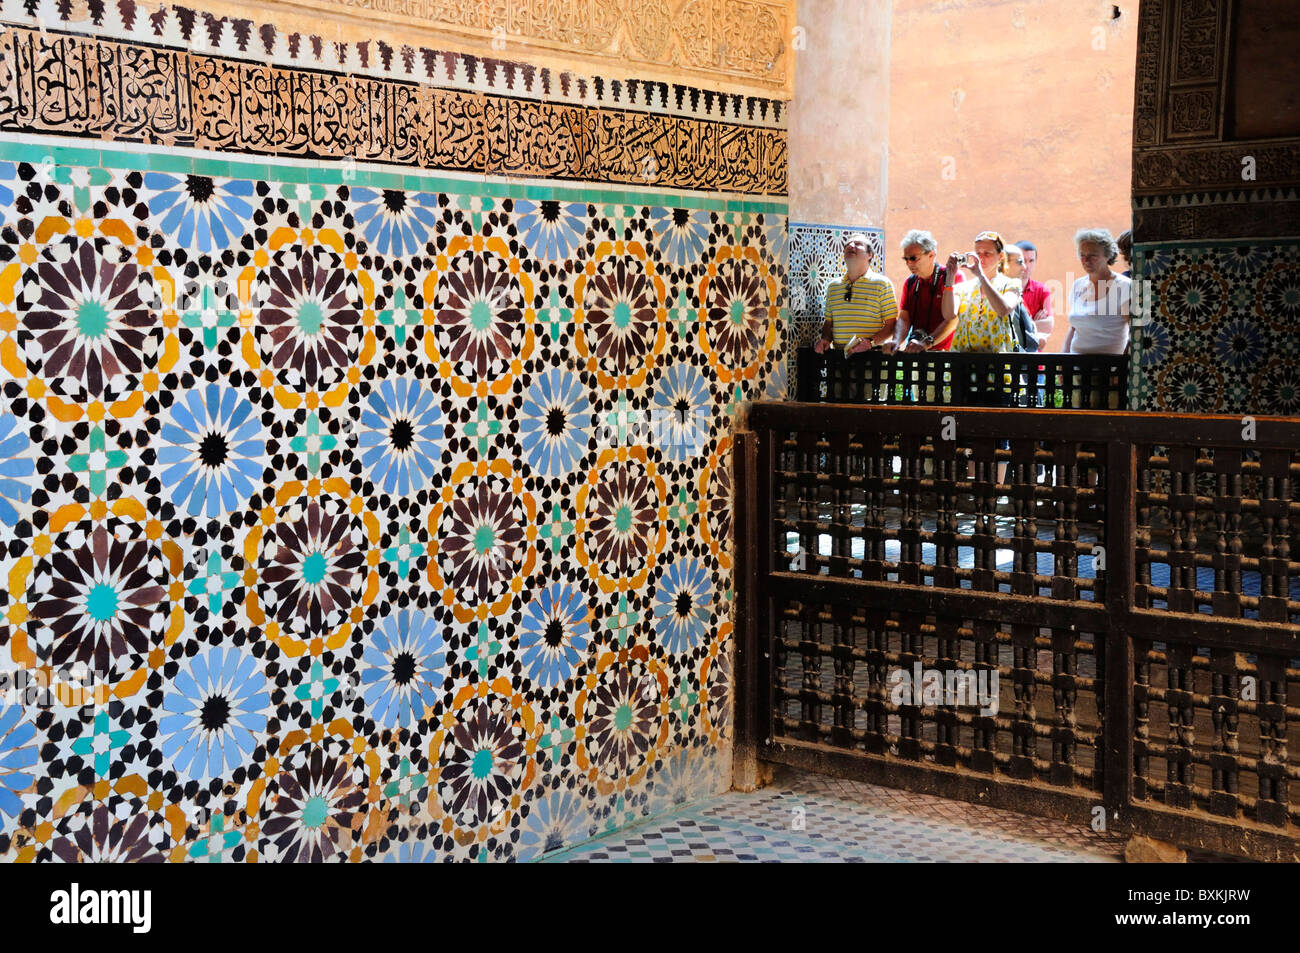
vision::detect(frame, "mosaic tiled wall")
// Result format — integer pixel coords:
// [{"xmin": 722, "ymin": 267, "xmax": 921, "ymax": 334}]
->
[
  {"xmin": 1130, "ymin": 240, "xmax": 1300, "ymax": 415},
  {"xmin": 0, "ymin": 2, "xmax": 788, "ymax": 862}
]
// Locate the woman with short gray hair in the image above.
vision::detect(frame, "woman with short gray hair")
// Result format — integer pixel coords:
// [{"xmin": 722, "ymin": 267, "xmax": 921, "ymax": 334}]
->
[
  {"xmin": 1073, "ymin": 228, "xmax": 1120, "ymax": 265},
  {"xmin": 1065, "ymin": 228, "xmax": 1130, "ymax": 354}
]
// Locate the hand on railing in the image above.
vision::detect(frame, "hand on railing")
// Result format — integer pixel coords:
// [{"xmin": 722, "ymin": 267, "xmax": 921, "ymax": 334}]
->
[{"xmin": 813, "ymin": 337, "xmax": 830, "ymax": 354}]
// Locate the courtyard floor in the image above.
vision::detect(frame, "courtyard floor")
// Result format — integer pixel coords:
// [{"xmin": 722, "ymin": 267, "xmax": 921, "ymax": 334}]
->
[{"xmin": 545, "ymin": 766, "xmax": 1130, "ymax": 863}]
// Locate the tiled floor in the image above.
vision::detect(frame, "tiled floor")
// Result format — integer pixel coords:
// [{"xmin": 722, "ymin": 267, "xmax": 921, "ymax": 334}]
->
[{"xmin": 546, "ymin": 767, "xmax": 1128, "ymax": 863}]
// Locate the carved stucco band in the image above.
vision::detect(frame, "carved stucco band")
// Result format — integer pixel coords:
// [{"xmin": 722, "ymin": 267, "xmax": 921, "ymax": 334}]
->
[
  {"xmin": 1134, "ymin": 200, "xmax": 1300, "ymax": 241},
  {"xmin": 1134, "ymin": 141, "xmax": 1300, "ymax": 195},
  {"xmin": 0, "ymin": 1, "xmax": 790, "ymax": 129},
  {"xmin": 200, "ymin": 0, "xmax": 796, "ymax": 97}
]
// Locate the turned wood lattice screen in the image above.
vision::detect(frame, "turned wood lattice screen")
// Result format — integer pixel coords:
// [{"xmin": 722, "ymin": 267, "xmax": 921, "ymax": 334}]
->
[
  {"xmin": 734, "ymin": 403, "xmax": 1300, "ymax": 860},
  {"xmin": 793, "ymin": 347, "xmax": 1128, "ymax": 409}
]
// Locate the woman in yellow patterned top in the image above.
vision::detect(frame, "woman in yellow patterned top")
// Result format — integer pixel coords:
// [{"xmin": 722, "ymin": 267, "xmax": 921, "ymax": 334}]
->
[{"xmin": 942, "ymin": 231, "xmax": 1022, "ymax": 353}]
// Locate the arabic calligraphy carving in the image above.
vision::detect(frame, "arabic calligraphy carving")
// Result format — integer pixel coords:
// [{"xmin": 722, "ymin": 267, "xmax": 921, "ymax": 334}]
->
[{"xmin": 0, "ymin": 25, "xmax": 786, "ymax": 195}]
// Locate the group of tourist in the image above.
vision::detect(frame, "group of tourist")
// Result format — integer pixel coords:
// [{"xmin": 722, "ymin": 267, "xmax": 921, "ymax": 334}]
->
[{"xmin": 813, "ymin": 227, "xmax": 1133, "ymax": 356}]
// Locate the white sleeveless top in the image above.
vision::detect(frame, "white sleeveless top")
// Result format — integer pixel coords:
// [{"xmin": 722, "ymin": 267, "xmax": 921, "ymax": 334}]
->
[{"xmin": 1067, "ymin": 274, "xmax": 1131, "ymax": 354}]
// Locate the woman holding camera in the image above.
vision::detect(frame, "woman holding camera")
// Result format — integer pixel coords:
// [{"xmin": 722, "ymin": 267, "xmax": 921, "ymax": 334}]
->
[{"xmin": 942, "ymin": 230, "xmax": 1022, "ymax": 353}]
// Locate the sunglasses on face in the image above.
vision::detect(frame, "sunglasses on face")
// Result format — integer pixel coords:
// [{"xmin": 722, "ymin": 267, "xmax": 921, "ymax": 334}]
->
[{"xmin": 902, "ymin": 255, "xmax": 923, "ymax": 262}]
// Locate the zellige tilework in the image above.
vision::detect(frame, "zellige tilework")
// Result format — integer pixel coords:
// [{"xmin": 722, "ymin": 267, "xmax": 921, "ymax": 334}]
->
[
  {"xmin": 0, "ymin": 138, "xmax": 786, "ymax": 862},
  {"xmin": 1130, "ymin": 240, "xmax": 1300, "ymax": 414}
]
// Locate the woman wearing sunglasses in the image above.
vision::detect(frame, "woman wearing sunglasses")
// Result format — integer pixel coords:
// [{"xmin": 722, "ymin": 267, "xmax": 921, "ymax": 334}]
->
[{"xmin": 813, "ymin": 233, "xmax": 898, "ymax": 354}]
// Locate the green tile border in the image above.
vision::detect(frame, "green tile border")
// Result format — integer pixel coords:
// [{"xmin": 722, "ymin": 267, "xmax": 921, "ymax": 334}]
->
[
  {"xmin": 0, "ymin": 142, "xmax": 52, "ymax": 167},
  {"xmin": 51, "ymin": 146, "xmax": 102, "ymax": 168},
  {"xmin": 145, "ymin": 151, "xmax": 196, "ymax": 173},
  {"xmin": 0, "ymin": 137, "xmax": 789, "ymax": 215}
]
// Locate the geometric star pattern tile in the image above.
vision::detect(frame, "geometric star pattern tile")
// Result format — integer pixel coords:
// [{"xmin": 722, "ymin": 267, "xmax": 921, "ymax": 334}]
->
[
  {"xmin": 0, "ymin": 135, "xmax": 784, "ymax": 862},
  {"xmin": 1130, "ymin": 241, "xmax": 1300, "ymax": 415}
]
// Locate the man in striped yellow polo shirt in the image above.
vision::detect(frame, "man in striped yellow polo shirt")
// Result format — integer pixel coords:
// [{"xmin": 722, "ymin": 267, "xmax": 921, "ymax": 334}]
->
[{"xmin": 813, "ymin": 233, "xmax": 899, "ymax": 354}]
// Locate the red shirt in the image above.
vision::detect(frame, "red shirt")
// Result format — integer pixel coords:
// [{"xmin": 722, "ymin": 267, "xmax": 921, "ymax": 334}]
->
[
  {"xmin": 1022, "ymin": 278, "xmax": 1052, "ymax": 320},
  {"xmin": 899, "ymin": 265, "xmax": 963, "ymax": 350}
]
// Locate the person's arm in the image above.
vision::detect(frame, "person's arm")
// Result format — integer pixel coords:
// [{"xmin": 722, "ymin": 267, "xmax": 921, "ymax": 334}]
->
[
  {"xmin": 1060, "ymin": 279, "xmax": 1080, "ymax": 354},
  {"xmin": 814, "ymin": 322, "xmax": 831, "ymax": 352},
  {"xmin": 975, "ymin": 268, "xmax": 1016, "ymax": 317},
  {"xmin": 941, "ymin": 255, "xmax": 961, "ymax": 324},
  {"xmin": 1030, "ymin": 287, "xmax": 1051, "ymax": 347},
  {"xmin": 929, "ymin": 312, "xmax": 958, "ymax": 349},
  {"xmin": 872, "ymin": 318, "xmax": 897, "ymax": 352},
  {"xmin": 1035, "ymin": 282, "xmax": 1054, "ymax": 321}
]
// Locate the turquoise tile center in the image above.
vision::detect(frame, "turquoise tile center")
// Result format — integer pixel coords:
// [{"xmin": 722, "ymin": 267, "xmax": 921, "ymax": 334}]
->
[
  {"xmin": 296, "ymin": 299, "xmax": 325, "ymax": 336},
  {"xmin": 86, "ymin": 583, "xmax": 119, "ymax": 622},
  {"xmin": 301, "ymin": 550, "xmax": 328, "ymax": 585},
  {"xmin": 77, "ymin": 300, "xmax": 111, "ymax": 339},
  {"xmin": 301, "ymin": 794, "xmax": 330, "ymax": 829}
]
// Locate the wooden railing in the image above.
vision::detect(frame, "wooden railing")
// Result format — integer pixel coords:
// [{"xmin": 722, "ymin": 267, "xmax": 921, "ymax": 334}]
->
[
  {"xmin": 734, "ymin": 402, "xmax": 1300, "ymax": 860},
  {"xmin": 794, "ymin": 347, "xmax": 1128, "ymax": 409}
]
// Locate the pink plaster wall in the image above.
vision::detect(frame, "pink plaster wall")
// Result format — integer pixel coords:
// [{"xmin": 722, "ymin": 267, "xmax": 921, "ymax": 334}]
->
[{"xmin": 788, "ymin": 0, "xmax": 892, "ymax": 227}]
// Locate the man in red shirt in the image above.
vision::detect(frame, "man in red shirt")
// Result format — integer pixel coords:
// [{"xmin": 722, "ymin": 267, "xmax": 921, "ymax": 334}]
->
[
  {"xmin": 1015, "ymin": 240, "xmax": 1053, "ymax": 347},
  {"xmin": 894, "ymin": 229, "xmax": 963, "ymax": 351}
]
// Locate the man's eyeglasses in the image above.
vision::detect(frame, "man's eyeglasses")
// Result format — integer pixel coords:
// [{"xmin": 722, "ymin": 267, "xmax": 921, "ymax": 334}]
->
[{"xmin": 901, "ymin": 255, "xmax": 923, "ymax": 263}]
